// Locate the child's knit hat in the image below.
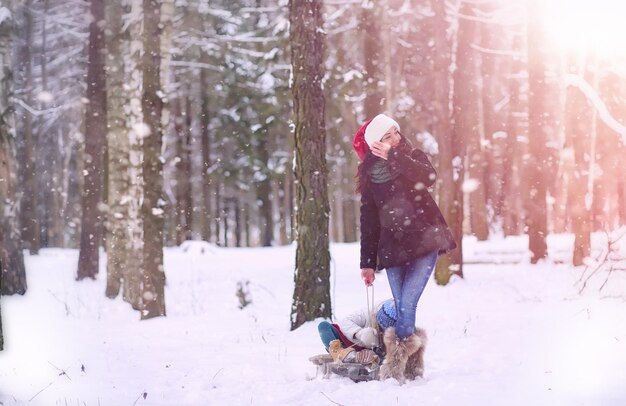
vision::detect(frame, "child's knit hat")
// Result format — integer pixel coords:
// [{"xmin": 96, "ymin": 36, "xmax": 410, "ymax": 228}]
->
[{"xmin": 376, "ymin": 299, "xmax": 397, "ymax": 331}]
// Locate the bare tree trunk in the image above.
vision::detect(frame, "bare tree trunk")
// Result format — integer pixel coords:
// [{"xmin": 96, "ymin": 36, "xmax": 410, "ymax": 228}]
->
[
  {"xmin": 287, "ymin": 132, "xmax": 295, "ymax": 243},
  {"xmin": 44, "ymin": 0, "xmax": 62, "ymax": 248},
  {"xmin": 77, "ymin": 0, "xmax": 107, "ymax": 280},
  {"xmin": 141, "ymin": 0, "xmax": 166, "ymax": 319},
  {"xmin": 479, "ymin": 3, "xmax": 507, "ymax": 227},
  {"xmin": 39, "ymin": 0, "xmax": 54, "ymax": 248},
  {"xmin": 587, "ymin": 54, "xmax": 600, "ymax": 232},
  {"xmin": 234, "ymin": 198, "xmax": 242, "ymax": 247},
  {"xmin": 341, "ymin": 107, "xmax": 359, "ymax": 243},
  {"xmin": 183, "ymin": 93, "xmax": 193, "ymax": 240},
  {"xmin": 432, "ymin": 0, "xmax": 458, "ymax": 284},
  {"xmin": 468, "ymin": 29, "xmax": 490, "ymax": 241},
  {"xmin": 598, "ymin": 73, "xmax": 626, "ymax": 229},
  {"xmin": 244, "ymin": 202, "xmax": 251, "ymax": 247},
  {"xmin": 0, "ymin": 258, "xmax": 3, "ymax": 348},
  {"xmin": 276, "ymin": 177, "xmax": 288, "ymax": 245},
  {"xmin": 173, "ymin": 90, "xmax": 192, "ymax": 244},
  {"xmin": 526, "ymin": 0, "xmax": 549, "ymax": 263},
  {"xmin": 256, "ymin": 137, "xmax": 273, "ymax": 247},
  {"xmin": 289, "ymin": 0, "xmax": 331, "ymax": 330},
  {"xmin": 333, "ymin": 164, "xmax": 345, "ymax": 243},
  {"xmin": 200, "ymin": 68, "xmax": 212, "ymax": 242},
  {"xmin": 105, "ymin": 0, "xmax": 129, "ymax": 299},
  {"xmin": 360, "ymin": 3, "xmax": 383, "ymax": 118},
  {"xmin": 565, "ymin": 53, "xmax": 592, "ymax": 266},
  {"xmin": 215, "ymin": 178, "xmax": 221, "ymax": 245},
  {"xmin": 503, "ymin": 34, "xmax": 526, "ymax": 236},
  {"xmin": 223, "ymin": 203, "xmax": 229, "ymax": 247},
  {"xmin": 343, "ymin": 196, "xmax": 358, "ymax": 243},
  {"xmin": 281, "ymin": 166, "xmax": 293, "ymax": 244},
  {"xmin": 0, "ymin": 289, "xmax": 3, "ymax": 349},
  {"xmin": 381, "ymin": 7, "xmax": 394, "ymax": 113},
  {"xmin": 124, "ymin": 0, "xmax": 145, "ymax": 309},
  {"xmin": 17, "ymin": 0, "xmax": 40, "ymax": 254},
  {"xmin": 467, "ymin": 128, "xmax": 490, "ymax": 240},
  {"xmin": 450, "ymin": 1, "xmax": 485, "ymax": 276},
  {"xmin": 467, "ymin": 37, "xmax": 489, "ymax": 241},
  {"xmin": 0, "ymin": 6, "xmax": 27, "ymax": 295}
]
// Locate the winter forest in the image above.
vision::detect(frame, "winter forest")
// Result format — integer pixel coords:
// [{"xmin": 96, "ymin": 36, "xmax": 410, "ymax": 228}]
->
[{"xmin": 1, "ymin": 0, "xmax": 626, "ymax": 404}]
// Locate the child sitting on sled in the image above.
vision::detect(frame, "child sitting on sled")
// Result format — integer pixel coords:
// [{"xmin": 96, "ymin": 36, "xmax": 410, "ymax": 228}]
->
[{"xmin": 317, "ymin": 299, "xmax": 427, "ymax": 380}]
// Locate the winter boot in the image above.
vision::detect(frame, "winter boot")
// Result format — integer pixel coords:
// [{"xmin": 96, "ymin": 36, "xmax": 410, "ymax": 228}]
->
[
  {"xmin": 328, "ymin": 339, "xmax": 355, "ymax": 363},
  {"xmin": 379, "ymin": 327, "xmax": 422, "ymax": 383},
  {"xmin": 404, "ymin": 327, "xmax": 427, "ymax": 380}
]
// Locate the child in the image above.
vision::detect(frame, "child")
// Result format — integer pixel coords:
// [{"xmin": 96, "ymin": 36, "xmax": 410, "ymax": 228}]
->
[{"xmin": 318, "ymin": 299, "xmax": 427, "ymax": 381}]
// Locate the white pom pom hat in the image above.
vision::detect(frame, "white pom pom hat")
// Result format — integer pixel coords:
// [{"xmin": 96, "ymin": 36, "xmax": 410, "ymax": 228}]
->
[{"xmin": 364, "ymin": 113, "xmax": 400, "ymax": 148}]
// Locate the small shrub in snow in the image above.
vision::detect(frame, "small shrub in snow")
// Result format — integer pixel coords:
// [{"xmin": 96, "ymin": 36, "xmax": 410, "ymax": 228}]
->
[{"xmin": 236, "ymin": 280, "xmax": 252, "ymax": 309}]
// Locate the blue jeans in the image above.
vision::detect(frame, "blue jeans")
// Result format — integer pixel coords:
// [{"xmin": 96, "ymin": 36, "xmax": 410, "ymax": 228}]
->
[
  {"xmin": 386, "ymin": 251, "xmax": 438, "ymax": 339},
  {"xmin": 318, "ymin": 321, "xmax": 341, "ymax": 349}
]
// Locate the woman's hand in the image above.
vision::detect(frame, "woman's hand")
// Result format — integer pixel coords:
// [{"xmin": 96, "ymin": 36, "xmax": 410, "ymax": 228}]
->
[
  {"xmin": 371, "ymin": 141, "xmax": 391, "ymax": 160},
  {"xmin": 361, "ymin": 268, "xmax": 375, "ymax": 286}
]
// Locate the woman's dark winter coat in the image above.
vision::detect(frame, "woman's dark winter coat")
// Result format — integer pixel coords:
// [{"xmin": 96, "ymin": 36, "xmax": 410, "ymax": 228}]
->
[{"xmin": 360, "ymin": 146, "xmax": 457, "ymax": 270}]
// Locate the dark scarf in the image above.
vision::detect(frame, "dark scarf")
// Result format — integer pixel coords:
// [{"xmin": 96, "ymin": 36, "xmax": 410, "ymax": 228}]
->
[
  {"xmin": 367, "ymin": 138, "xmax": 413, "ymax": 184},
  {"xmin": 368, "ymin": 158, "xmax": 400, "ymax": 183}
]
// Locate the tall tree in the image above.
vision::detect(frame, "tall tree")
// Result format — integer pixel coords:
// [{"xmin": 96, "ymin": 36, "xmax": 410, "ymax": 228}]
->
[
  {"xmin": 77, "ymin": 0, "xmax": 107, "ymax": 279},
  {"xmin": 141, "ymin": 0, "xmax": 166, "ymax": 319},
  {"xmin": 448, "ymin": 1, "xmax": 483, "ymax": 278},
  {"xmin": 0, "ymin": 283, "xmax": 3, "ymax": 349},
  {"xmin": 360, "ymin": 2, "xmax": 383, "ymax": 119},
  {"xmin": 199, "ymin": 66, "xmax": 213, "ymax": 242},
  {"xmin": 526, "ymin": 0, "xmax": 549, "ymax": 263},
  {"xmin": 104, "ymin": 0, "xmax": 130, "ymax": 298},
  {"xmin": 479, "ymin": 2, "xmax": 509, "ymax": 229},
  {"xmin": 0, "ymin": 1, "xmax": 27, "ymax": 295},
  {"xmin": 0, "ymin": 257, "xmax": 3, "ymax": 349},
  {"xmin": 119, "ymin": 0, "xmax": 146, "ymax": 310},
  {"xmin": 172, "ymin": 89, "xmax": 193, "ymax": 244},
  {"xmin": 289, "ymin": 0, "xmax": 331, "ymax": 330},
  {"xmin": 468, "ymin": 17, "xmax": 489, "ymax": 241},
  {"xmin": 502, "ymin": 33, "xmax": 526, "ymax": 236},
  {"xmin": 431, "ymin": 0, "xmax": 457, "ymax": 284},
  {"xmin": 565, "ymin": 54, "xmax": 593, "ymax": 266},
  {"xmin": 16, "ymin": 0, "xmax": 40, "ymax": 254}
]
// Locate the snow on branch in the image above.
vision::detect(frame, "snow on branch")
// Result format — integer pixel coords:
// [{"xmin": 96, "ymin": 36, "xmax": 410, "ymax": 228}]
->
[
  {"xmin": 470, "ymin": 43, "xmax": 522, "ymax": 57},
  {"xmin": 327, "ymin": 20, "xmax": 359, "ymax": 37},
  {"xmin": 565, "ymin": 73, "xmax": 626, "ymax": 144},
  {"xmin": 169, "ymin": 60, "xmax": 224, "ymax": 73},
  {"xmin": 239, "ymin": 7, "xmax": 285, "ymax": 13},
  {"xmin": 13, "ymin": 98, "xmax": 79, "ymax": 117},
  {"xmin": 214, "ymin": 34, "xmax": 282, "ymax": 43},
  {"xmin": 324, "ymin": 0, "xmax": 362, "ymax": 5}
]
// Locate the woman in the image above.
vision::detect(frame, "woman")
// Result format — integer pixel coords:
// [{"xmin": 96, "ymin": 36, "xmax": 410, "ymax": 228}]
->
[{"xmin": 353, "ymin": 113, "xmax": 456, "ymax": 381}]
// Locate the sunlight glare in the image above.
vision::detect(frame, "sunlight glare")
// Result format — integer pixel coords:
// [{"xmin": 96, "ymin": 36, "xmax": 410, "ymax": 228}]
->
[{"xmin": 541, "ymin": 0, "xmax": 626, "ymax": 56}]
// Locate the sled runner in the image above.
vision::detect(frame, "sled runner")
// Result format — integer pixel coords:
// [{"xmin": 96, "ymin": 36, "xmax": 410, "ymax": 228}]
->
[{"xmin": 309, "ymin": 354, "xmax": 380, "ymax": 382}]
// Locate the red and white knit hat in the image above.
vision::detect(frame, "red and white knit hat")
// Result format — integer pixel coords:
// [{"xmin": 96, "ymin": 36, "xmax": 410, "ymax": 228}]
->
[
  {"xmin": 352, "ymin": 114, "xmax": 400, "ymax": 160},
  {"xmin": 365, "ymin": 114, "xmax": 400, "ymax": 147}
]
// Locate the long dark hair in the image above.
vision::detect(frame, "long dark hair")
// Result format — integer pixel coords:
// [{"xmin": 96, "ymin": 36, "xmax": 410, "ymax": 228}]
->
[{"xmin": 355, "ymin": 133, "xmax": 412, "ymax": 194}]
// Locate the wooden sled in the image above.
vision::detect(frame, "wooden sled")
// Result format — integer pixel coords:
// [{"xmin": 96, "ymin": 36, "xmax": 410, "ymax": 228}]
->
[{"xmin": 309, "ymin": 354, "xmax": 380, "ymax": 382}]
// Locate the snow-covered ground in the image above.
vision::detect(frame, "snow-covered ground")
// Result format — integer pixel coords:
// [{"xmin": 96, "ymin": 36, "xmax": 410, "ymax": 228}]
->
[{"xmin": 1, "ymin": 234, "xmax": 626, "ymax": 406}]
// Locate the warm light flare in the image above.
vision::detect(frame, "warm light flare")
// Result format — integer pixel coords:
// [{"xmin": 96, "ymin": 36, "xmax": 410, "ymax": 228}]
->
[{"xmin": 540, "ymin": 0, "xmax": 626, "ymax": 56}]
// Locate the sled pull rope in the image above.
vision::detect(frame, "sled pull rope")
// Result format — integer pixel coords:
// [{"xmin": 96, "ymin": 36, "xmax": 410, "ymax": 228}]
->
[{"xmin": 366, "ymin": 284, "xmax": 376, "ymax": 329}]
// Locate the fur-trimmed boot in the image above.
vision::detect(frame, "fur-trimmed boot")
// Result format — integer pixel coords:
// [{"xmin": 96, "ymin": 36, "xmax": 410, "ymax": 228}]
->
[
  {"xmin": 379, "ymin": 327, "xmax": 422, "ymax": 383},
  {"xmin": 404, "ymin": 327, "xmax": 427, "ymax": 380}
]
